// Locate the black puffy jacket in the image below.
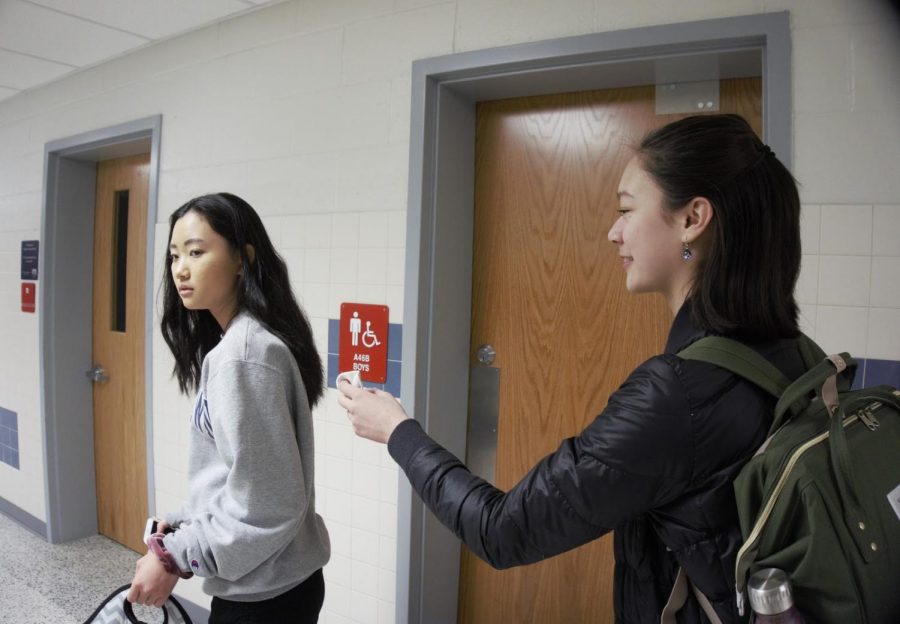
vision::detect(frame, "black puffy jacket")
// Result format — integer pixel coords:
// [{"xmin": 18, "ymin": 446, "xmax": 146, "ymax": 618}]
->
[{"xmin": 388, "ymin": 303, "xmax": 808, "ymax": 623}]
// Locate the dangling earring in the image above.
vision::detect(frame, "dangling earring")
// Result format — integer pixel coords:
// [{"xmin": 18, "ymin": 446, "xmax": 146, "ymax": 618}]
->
[{"xmin": 681, "ymin": 241, "xmax": 693, "ymax": 261}]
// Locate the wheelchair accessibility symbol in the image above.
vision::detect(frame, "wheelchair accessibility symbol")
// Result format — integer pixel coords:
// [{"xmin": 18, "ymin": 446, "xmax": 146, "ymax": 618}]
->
[{"xmin": 340, "ymin": 303, "xmax": 389, "ymax": 383}]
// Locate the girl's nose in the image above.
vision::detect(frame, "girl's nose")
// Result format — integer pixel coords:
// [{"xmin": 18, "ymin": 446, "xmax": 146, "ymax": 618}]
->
[
  {"xmin": 608, "ymin": 219, "xmax": 622, "ymax": 244},
  {"xmin": 172, "ymin": 259, "xmax": 188, "ymax": 278}
]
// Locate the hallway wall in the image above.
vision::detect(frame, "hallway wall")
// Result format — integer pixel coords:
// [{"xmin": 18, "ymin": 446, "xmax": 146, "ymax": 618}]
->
[{"xmin": 1, "ymin": 0, "xmax": 898, "ymax": 621}]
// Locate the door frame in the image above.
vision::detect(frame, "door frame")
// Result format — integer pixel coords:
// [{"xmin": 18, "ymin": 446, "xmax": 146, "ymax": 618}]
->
[
  {"xmin": 399, "ymin": 13, "xmax": 790, "ymax": 624},
  {"xmin": 40, "ymin": 115, "xmax": 161, "ymax": 543}
]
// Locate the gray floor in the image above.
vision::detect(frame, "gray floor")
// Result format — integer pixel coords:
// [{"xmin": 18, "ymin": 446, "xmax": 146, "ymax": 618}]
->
[{"xmin": 0, "ymin": 511, "xmax": 163, "ymax": 624}]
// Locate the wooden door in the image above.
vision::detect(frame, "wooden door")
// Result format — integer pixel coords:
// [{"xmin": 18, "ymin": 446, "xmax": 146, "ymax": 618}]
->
[
  {"xmin": 92, "ymin": 153, "xmax": 150, "ymax": 553},
  {"xmin": 462, "ymin": 79, "xmax": 761, "ymax": 623}
]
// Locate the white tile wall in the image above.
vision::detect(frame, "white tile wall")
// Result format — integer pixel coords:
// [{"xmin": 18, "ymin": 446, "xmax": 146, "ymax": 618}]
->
[
  {"xmin": 792, "ymin": 27, "xmax": 851, "ymax": 114},
  {"xmin": 794, "ymin": 112, "xmax": 900, "ymax": 205},
  {"xmin": 795, "ymin": 255, "xmax": 818, "ymax": 305},
  {"xmin": 867, "ymin": 308, "xmax": 900, "ymax": 360},
  {"xmin": 341, "ymin": 4, "xmax": 456, "ymax": 85},
  {"xmin": 820, "ymin": 205, "xmax": 872, "ymax": 255},
  {"xmin": 873, "ymin": 206, "xmax": 900, "ymax": 256},
  {"xmin": 799, "ymin": 204, "xmax": 820, "ymax": 254},
  {"xmin": 850, "ymin": 23, "xmax": 900, "ymax": 114},
  {"xmin": 870, "ymin": 257, "xmax": 900, "ymax": 308},
  {"xmin": 1, "ymin": 1, "xmax": 899, "ymax": 622},
  {"xmin": 815, "ymin": 306, "xmax": 869, "ymax": 356},
  {"xmin": 817, "ymin": 255, "xmax": 871, "ymax": 306},
  {"xmin": 455, "ymin": 0, "xmax": 599, "ymax": 52}
]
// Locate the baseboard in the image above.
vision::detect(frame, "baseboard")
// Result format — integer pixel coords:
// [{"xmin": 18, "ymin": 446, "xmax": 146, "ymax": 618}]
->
[{"xmin": 0, "ymin": 495, "xmax": 47, "ymax": 538}]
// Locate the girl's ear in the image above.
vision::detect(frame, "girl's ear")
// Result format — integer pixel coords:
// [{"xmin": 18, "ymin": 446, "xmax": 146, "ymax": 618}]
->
[
  {"xmin": 681, "ymin": 196, "xmax": 714, "ymax": 243},
  {"xmin": 245, "ymin": 244, "xmax": 256, "ymax": 265}
]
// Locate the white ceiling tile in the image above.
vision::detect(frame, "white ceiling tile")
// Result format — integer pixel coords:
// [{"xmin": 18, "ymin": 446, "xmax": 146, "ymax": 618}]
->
[
  {"xmin": 0, "ymin": 0, "xmax": 148, "ymax": 66},
  {"xmin": 0, "ymin": 87, "xmax": 21, "ymax": 103},
  {"xmin": 24, "ymin": 0, "xmax": 260, "ymax": 40},
  {"xmin": 0, "ymin": 0, "xmax": 281, "ymax": 102},
  {"xmin": 0, "ymin": 49, "xmax": 73, "ymax": 90}
]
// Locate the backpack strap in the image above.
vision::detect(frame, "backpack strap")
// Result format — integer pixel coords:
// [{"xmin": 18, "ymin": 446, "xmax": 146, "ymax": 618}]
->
[
  {"xmin": 678, "ymin": 336, "xmax": 858, "ymax": 434},
  {"xmin": 660, "ymin": 567, "xmax": 724, "ymax": 624},
  {"xmin": 677, "ymin": 336, "xmax": 792, "ymax": 401}
]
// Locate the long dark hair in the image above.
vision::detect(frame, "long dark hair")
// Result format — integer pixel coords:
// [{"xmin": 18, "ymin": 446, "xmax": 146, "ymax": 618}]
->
[
  {"xmin": 161, "ymin": 193, "xmax": 324, "ymax": 408},
  {"xmin": 637, "ymin": 114, "xmax": 801, "ymax": 340}
]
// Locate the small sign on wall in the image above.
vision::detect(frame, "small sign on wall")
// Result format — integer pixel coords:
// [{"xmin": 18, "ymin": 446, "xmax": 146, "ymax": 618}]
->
[
  {"xmin": 21, "ymin": 240, "xmax": 38, "ymax": 280},
  {"xmin": 339, "ymin": 303, "xmax": 389, "ymax": 383},
  {"xmin": 21, "ymin": 282, "xmax": 35, "ymax": 313}
]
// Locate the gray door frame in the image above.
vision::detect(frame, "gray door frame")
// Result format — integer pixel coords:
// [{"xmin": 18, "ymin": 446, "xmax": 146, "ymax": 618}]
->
[
  {"xmin": 399, "ymin": 12, "xmax": 790, "ymax": 624},
  {"xmin": 40, "ymin": 115, "xmax": 161, "ymax": 543}
]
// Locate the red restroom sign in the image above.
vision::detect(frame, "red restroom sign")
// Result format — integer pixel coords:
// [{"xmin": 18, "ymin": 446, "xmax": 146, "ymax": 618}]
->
[{"xmin": 339, "ymin": 303, "xmax": 389, "ymax": 383}]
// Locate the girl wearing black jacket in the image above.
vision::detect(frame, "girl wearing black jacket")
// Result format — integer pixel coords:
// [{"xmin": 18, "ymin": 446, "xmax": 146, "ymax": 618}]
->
[{"xmin": 337, "ymin": 114, "xmax": 804, "ymax": 623}]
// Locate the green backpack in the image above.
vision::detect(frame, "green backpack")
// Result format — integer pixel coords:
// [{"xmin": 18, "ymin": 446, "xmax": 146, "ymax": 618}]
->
[{"xmin": 678, "ymin": 335, "xmax": 900, "ymax": 623}]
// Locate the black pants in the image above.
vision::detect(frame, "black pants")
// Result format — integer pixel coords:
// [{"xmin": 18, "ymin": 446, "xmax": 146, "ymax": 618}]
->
[{"xmin": 209, "ymin": 569, "xmax": 325, "ymax": 624}]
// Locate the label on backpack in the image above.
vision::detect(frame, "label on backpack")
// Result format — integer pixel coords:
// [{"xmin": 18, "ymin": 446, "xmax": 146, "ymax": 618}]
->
[{"xmin": 889, "ymin": 484, "xmax": 900, "ymax": 521}]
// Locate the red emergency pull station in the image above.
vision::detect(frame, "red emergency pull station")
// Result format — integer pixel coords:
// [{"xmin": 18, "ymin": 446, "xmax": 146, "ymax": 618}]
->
[{"xmin": 21, "ymin": 282, "xmax": 36, "ymax": 313}]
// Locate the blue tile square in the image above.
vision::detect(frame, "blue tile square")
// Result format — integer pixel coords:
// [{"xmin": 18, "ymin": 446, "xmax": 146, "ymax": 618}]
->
[
  {"xmin": 0, "ymin": 427, "xmax": 8, "ymax": 448},
  {"xmin": 0, "ymin": 446, "xmax": 8, "ymax": 466},
  {"xmin": 385, "ymin": 360, "xmax": 402, "ymax": 398},
  {"xmin": 328, "ymin": 319, "xmax": 340, "ymax": 355},
  {"xmin": 387, "ymin": 323, "xmax": 403, "ymax": 362},
  {"xmin": 850, "ymin": 359, "xmax": 865, "ymax": 391},
  {"xmin": 8, "ymin": 429, "xmax": 17, "ymax": 452},
  {"xmin": 864, "ymin": 358, "xmax": 900, "ymax": 388},
  {"xmin": 327, "ymin": 353, "xmax": 339, "ymax": 388},
  {"xmin": 9, "ymin": 449, "xmax": 18, "ymax": 470},
  {"xmin": 0, "ymin": 407, "xmax": 13, "ymax": 430}
]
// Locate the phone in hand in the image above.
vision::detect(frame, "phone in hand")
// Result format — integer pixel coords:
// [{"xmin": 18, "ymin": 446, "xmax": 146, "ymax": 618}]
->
[
  {"xmin": 143, "ymin": 517, "xmax": 175, "ymax": 546},
  {"xmin": 336, "ymin": 370, "xmax": 363, "ymax": 389}
]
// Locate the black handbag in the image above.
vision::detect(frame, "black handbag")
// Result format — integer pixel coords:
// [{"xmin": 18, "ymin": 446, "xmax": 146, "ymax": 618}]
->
[{"xmin": 82, "ymin": 584, "xmax": 193, "ymax": 624}]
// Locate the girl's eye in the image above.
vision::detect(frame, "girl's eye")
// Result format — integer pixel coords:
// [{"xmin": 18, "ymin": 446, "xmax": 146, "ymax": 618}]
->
[
  {"xmin": 189, "ymin": 249, "xmax": 203, "ymax": 257},
  {"xmin": 616, "ymin": 209, "xmax": 630, "ymax": 216},
  {"xmin": 170, "ymin": 254, "xmax": 179, "ymax": 261}
]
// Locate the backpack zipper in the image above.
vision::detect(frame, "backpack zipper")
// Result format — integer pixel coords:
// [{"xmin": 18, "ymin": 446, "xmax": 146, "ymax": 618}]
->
[
  {"xmin": 734, "ymin": 400, "xmax": 885, "ymax": 615},
  {"xmin": 858, "ymin": 403, "xmax": 880, "ymax": 430}
]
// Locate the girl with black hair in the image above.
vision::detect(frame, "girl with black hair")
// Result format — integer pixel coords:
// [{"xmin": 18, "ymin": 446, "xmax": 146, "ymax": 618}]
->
[
  {"xmin": 128, "ymin": 193, "xmax": 330, "ymax": 624},
  {"xmin": 338, "ymin": 115, "xmax": 806, "ymax": 623}
]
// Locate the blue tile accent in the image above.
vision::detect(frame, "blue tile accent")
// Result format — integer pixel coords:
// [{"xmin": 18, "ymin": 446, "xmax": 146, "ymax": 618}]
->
[
  {"xmin": 385, "ymin": 359, "xmax": 403, "ymax": 397},
  {"xmin": 0, "ymin": 407, "xmax": 13, "ymax": 429},
  {"xmin": 327, "ymin": 353, "xmax": 339, "ymax": 388},
  {"xmin": 387, "ymin": 323, "xmax": 402, "ymax": 361},
  {"xmin": 863, "ymin": 358, "xmax": 900, "ymax": 388},
  {"xmin": 0, "ymin": 407, "xmax": 19, "ymax": 470},
  {"xmin": 850, "ymin": 360, "xmax": 865, "ymax": 391},
  {"xmin": 328, "ymin": 318, "xmax": 340, "ymax": 354}
]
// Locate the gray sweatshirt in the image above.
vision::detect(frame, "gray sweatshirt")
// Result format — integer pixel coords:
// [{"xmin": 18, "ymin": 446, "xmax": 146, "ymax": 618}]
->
[{"xmin": 164, "ymin": 312, "xmax": 330, "ymax": 601}]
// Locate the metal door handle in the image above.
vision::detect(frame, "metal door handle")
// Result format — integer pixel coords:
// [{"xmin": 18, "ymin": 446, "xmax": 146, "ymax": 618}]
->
[{"xmin": 86, "ymin": 365, "xmax": 109, "ymax": 383}]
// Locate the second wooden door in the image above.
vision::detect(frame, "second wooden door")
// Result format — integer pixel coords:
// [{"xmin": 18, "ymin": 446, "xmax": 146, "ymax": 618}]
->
[{"xmin": 92, "ymin": 153, "xmax": 150, "ymax": 553}]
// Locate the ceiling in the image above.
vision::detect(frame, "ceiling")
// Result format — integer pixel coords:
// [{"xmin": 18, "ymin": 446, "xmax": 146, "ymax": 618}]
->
[{"xmin": 0, "ymin": 0, "xmax": 282, "ymax": 104}]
